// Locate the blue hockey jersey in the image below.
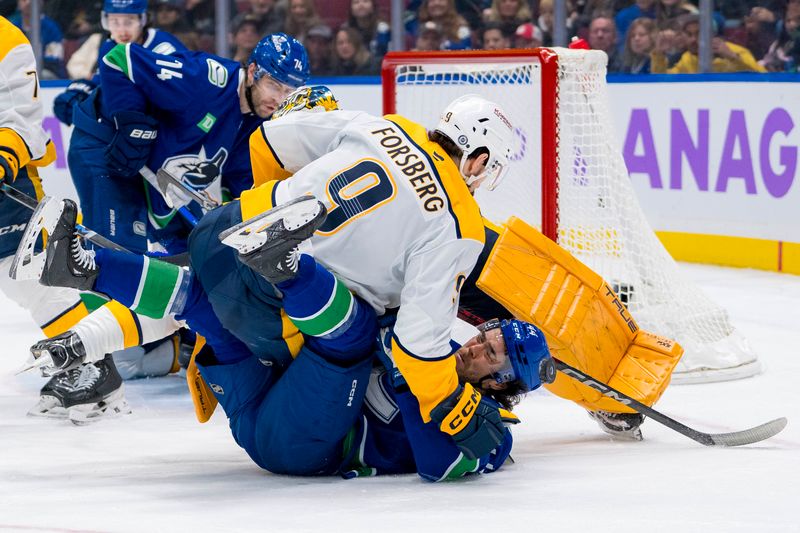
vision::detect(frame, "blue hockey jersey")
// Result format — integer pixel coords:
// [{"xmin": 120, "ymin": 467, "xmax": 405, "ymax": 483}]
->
[
  {"xmin": 340, "ymin": 368, "xmax": 513, "ymax": 481},
  {"xmin": 99, "ymin": 43, "xmax": 263, "ymax": 229}
]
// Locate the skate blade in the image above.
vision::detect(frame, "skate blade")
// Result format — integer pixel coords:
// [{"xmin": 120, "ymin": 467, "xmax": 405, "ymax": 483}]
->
[
  {"xmin": 218, "ymin": 195, "xmax": 323, "ymax": 255},
  {"xmin": 15, "ymin": 351, "xmax": 55, "ymax": 376},
  {"xmin": 27, "ymin": 396, "xmax": 68, "ymax": 419},
  {"xmin": 10, "ymin": 196, "xmax": 64, "ymax": 281},
  {"xmin": 68, "ymin": 386, "xmax": 132, "ymax": 425}
]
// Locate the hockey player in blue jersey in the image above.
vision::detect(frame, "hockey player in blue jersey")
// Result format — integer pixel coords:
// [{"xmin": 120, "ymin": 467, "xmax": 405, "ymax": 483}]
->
[
  {"xmin": 96, "ymin": 32, "xmax": 309, "ymax": 254},
  {"xmin": 53, "ymin": 0, "xmax": 188, "ymax": 253},
  {"xmin": 22, "ymin": 194, "xmax": 554, "ymax": 480}
]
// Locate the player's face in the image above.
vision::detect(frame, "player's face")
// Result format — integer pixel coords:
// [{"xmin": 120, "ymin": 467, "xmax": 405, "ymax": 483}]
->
[
  {"xmin": 455, "ymin": 327, "xmax": 510, "ymax": 390},
  {"xmin": 107, "ymin": 13, "xmax": 143, "ymax": 44},
  {"xmin": 248, "ymin": 67, "xmax": 294, "ymax": 118}
]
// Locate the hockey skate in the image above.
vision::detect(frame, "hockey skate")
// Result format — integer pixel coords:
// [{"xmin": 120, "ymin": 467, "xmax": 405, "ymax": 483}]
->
[
  {"xmin": 40, "ymin": 199, "xmax": 98, "ymax": 290},
  {"xmin": 588, "ymin": 410, "xmax": 645, "ymax": 441},
  {"xmin": 219, "ymin": 195, "xmax": 327, "ymax": 284}
]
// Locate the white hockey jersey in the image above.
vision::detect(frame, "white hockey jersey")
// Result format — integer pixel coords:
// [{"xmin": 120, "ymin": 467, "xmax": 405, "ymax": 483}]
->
[
  {"xmin": 0, "ymin": 16, "xmax": 56, "ymax": 179},
  {"xmin": 243, "ymin": 110, "xmax": 485, "ymax": 419}
]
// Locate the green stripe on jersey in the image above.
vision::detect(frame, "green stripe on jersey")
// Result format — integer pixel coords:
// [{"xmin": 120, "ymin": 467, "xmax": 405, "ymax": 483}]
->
[
  {"xmin": 441, "ymin": 453, "xmax": 480, "ymax": 480},
  {"xmin": 102, "ymin": 43, "xmax": 133, "ymax": 80},
  {"xmin": 131, "ymin": 257, "xmax": 183, "ymax": 319},
  {"xmin": 289, "ymin": 277, "xmax": 354, "ymax": 337}
]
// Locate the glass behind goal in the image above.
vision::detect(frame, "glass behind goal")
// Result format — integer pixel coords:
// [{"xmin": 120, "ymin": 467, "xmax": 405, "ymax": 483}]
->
[{"xmin": 382, "ymin": 48, "xmax": 760, "ymax": 384}]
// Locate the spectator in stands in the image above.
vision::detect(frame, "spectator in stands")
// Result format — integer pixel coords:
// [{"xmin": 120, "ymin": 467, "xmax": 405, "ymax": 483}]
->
[
  {"xmin": 47, "ymin": 0, "xmax": 102, "ymax": 40},
  {"xmin": 232, "ymin": 0, "xmax": 286, "ymax": 36},
  {"xmin": 285, "ymin": 0, "xmax": 323, "ymax": 45},
  {"xmin": 230, "ymin": 15, "xmax": 260, "ymax": 63},
  {"xmin": 331, "ymin": 25, "xmax": 380, "ymax": 75},
  {"xmin": 185, "ymin": 0, "xmax": 229, "ymax": 53},
  {"xmin": 514, "ymin": 21, "xmax": 544, "ymax": 48},
  {"xmin": 1, "ymin": 0, "xmax": 15, "ymax": 17},
  {"xmin": 9, "ymin": 0, "xmax": 65, "ymax": 78},
  {"xmin": 413, "ymin": 20, "xmax": 445, "ymax": 50},
  {"xmin": 744, "ymin": 5, "xmax": 779, "ymax": 61},
  {"xmin": 152, "ymin": 0, "xmax": 199, "ymax": 49},
  {"xmin": 652, "ymin": 16, "xmax": 685, "ymax": 68},
  {"xmin": 481, "ymin": 21, "xmax": 512, "ymax": 49},
  {"xmin": 482, "ymin": 0, "xmax": 533, "ymax": 34},
  {"xmin": 588, "ymin": 11, "xmax": 623, "ymax": 72},
  {"xmin": 306, "ymin": 23, "xmax": 335, "ymax": 75},
  {"xmin": 414, "ymin": 0, "xmax": 471, "ymax": 50},
  {"xmin": 760, "ymin": 1, "xmax": 800, "ymax": 72},
  {"xmin": 651, "ymin": 14, "xmax": 767, "ymax": 73},
  {"xmin": 536, "ymin": 0, "xmax": 555, "ymax": 46},
  {"xmin": 347, "ymin": 0, "xmax": 391, "ymax": 58},
  {"xmin": 655, "ymin": 0, "xmax": 696, "ymax": 29},
  {"xmin": 621, "ymin": 17, "xmax": 656, "ymax": 73},
  {"xmin": 615, "ymin": 0, "xmax": 655, "ymax": 52}
]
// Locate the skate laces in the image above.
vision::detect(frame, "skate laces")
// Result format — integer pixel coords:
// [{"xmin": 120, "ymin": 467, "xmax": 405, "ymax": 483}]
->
[
  {"xmin": 75, "ymin": 363, "xmax": 100, "ymax": 390},
  {"xmin": 71, "ymin": 237, "xmax": 96, "ymax": 271}
]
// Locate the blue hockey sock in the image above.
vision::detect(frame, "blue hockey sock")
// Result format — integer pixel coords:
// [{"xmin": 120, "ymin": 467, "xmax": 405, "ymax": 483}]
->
[{"xmin": 94, "ymin": 248, "xmax": 188, "ymax": 319}]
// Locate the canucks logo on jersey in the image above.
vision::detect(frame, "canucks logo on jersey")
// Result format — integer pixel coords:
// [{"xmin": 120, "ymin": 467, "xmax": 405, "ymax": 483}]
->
[{"xmin": 160, "ymin": 146, "xmax": 228, "ymax": 204}]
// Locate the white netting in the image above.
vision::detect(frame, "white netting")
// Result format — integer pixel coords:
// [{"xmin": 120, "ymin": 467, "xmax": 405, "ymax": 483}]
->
[{"xmin": 388, "ymin": 49, "xmax": 760, "ymax": 383}]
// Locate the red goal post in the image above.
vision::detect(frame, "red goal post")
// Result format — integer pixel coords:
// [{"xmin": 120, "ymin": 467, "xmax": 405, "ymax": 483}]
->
[{"xmin": 381, "ymin": 48, "xmax": 761, "ymax": 384}]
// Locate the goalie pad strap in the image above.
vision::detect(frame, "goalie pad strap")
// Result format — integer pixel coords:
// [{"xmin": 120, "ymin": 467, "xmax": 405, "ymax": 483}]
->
[{"xmin": 476, "ymin": 217, "xmax": 683, "ymax": 413}]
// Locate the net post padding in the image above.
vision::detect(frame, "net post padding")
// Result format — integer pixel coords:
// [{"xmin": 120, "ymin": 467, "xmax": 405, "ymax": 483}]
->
[{"xmin": 381, "ymin": 48, "xmax": 760, "ymax": 383}]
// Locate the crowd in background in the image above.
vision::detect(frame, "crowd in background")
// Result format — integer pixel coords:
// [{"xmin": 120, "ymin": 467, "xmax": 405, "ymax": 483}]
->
[{"xmin": 4, "ymin": 0, "xmax": 800, "ymax": 79}]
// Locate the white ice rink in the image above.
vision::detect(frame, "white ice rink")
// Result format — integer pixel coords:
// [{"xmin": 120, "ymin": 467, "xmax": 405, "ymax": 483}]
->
[{"xmin": 0, "ymin": 263, "xmax": 798, "ymax": 533}]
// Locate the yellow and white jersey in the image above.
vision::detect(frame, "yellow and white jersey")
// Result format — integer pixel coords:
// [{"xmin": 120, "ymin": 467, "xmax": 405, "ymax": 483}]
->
[
  {"xmin": 0, "ymin": 16, "xmax": 56, "ymax": 177},
  {"xmin": 244, "ymin": 110, "xmax": 485, "ymax": 418}
]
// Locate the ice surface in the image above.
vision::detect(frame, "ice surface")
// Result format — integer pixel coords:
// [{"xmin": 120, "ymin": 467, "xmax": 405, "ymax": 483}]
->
[{"xmin": 1, "ymin": 264, "xmax": 798, "ymax": 533}]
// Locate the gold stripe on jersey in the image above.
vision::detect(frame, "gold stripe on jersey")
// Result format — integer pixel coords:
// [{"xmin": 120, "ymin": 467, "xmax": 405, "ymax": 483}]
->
[
  {"xmin": 383, "ymin": 115, "xmax": 484, "ymax": 245},
  {"xmin": 0, "ymin": 16, "xmax": 28, "ymax": 61},
  {"xmin": 40, "ymin": 300, "xmax": 89, "ymax": 337},
  {"xmin": 280, "ymin": 309, "xmax": 304, "ymax": 359},
  {"xmin": 105, "ymin": 300, "xmax": 142, "ymax": 348},
  {"xmin": 392, "ymin": 336, "xmax": 459, "ymax": 422},
  {"xmin": 239, "ymin": 179, "xmax": 279, "ymax": 222},
  {"xmin": 26, "ymin": 165, "xmax": 45, "ymax": 200},
  {"xmin": 249, "ymin": 126, "xmax": 291, "ymax": 187}
]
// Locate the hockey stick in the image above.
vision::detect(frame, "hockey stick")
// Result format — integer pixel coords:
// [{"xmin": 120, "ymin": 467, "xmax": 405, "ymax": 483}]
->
[
  {"xmin": 0, "ymin": 183, "xmax": 130, "ymax": 253},
  {"xmin": 140, "ymin": 166, "xmax": 200, "ymax": 226},
  {"xmin": 554, "ymin": 358, "xmax": 787, "ymax": 446}
]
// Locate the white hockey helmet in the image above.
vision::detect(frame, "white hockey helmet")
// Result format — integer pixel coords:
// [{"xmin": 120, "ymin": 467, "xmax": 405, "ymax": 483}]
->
[{"xmin": 434, "ymin": 94, "xmax": 514, "ymax": 191}]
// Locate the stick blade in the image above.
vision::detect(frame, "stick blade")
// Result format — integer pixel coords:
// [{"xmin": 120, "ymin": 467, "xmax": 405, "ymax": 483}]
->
[{"xmin": 708, "ymin": 417, "xmax": 788, "ymax": 447}]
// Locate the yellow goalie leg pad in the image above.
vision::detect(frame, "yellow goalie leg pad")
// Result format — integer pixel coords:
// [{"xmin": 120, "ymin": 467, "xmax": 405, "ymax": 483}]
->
[
  {"xmin": 186, "ymin": 335, "xmax": 218, "ymax": 423},
  {"xmin": 476, "ymin": 217, "xmax": 683, "ymax": 413}
]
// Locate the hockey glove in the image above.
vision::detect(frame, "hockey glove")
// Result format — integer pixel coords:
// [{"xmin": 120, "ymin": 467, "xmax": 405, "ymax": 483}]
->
[
  {"xmin": 430, "ymin": 383, "xmax": 507, "ymax": 460},
  {"xmin": 105, "ymin": 111, "xmax": 158, "ymax": 177},
  {"xmin": 53, "ymin": 79, "xmax": 96, "ymax": 126},
  {"xmin": 0, "ymin": 147, "xmax": 18, "ymax": 184}
]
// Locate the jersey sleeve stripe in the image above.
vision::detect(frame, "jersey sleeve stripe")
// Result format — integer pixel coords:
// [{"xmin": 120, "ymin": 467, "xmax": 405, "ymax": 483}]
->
[
  {"xmin": 40, "ymin": 299, "xmax": 89, "ymax": 337},
  {"xmin": 390, "ymin": 331, "xmax": 457, "ymax": 362},
  {"xmin": 260, "ymin": 125, "xmax": 285, "ymax": 169},
  {"xmin": 102, "ymin": 43, "xmax": 134, "ymax": 82}
]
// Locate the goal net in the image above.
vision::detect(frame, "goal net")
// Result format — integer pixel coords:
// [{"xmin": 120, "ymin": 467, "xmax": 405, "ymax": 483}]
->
[{"xmin": 382, "ymin": 48, "xmax": 760, "ymax": 384}]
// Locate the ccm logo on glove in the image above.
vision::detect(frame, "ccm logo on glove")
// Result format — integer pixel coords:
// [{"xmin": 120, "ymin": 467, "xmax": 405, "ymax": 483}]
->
[{"xmin": 441, "ymin": 386, "xmax": 479, "ymax": 432}]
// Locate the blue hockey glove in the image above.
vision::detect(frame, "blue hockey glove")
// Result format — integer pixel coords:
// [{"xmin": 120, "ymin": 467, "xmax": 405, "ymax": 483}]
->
[
  {"xmin": 105, "ymin": 111, "xmax": 158, "ymax": 177},
  {"xmin": 53, "ymin": 79, "xmax": 96, "ymax": 126},
  {"xmin": 430, "ymin": 383, "xmax": 507, "ymax": 460}
]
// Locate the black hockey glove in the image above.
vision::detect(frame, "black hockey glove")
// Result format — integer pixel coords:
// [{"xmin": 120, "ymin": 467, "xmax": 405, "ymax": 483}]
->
[
  {"xmin": 430, "ymin": 383, "xmax": 507, "ymax": 460},
  {"xmin": 105, "ymin": 110, "xmax": 158, "ymax": 177}
]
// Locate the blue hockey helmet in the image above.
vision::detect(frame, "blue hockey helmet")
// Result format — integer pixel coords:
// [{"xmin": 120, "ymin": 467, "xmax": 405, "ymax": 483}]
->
[
  {"xmin": 248, "ymin": 33, "xmax": 310, "ymax": 89},
  {"xmin": 102, "ymin": 0, "xmax": 147, "ymax": 30},
  {"xmin": 479, "ymin": 319, "xmax": 555, "ymax": 392}
]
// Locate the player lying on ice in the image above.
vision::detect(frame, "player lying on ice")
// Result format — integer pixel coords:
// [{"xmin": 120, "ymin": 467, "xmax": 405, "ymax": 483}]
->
[
  {"xmin": 23, "ymin": 194, "xmax": 556, "ymax": 479},
  {"xmin": 17, "ymin": 88, "xmax": 683, "ymax": 446}
]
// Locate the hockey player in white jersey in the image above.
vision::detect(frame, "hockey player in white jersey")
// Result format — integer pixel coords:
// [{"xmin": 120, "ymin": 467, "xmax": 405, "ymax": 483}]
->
[{"xmin": 0, "ymin": 15, "xmax": 118, "ymax": 420}]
